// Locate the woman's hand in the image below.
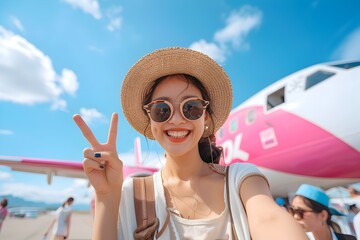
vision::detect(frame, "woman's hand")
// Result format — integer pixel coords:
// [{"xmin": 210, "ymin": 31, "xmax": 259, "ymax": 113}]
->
[{"xmin": 73, "ymin": 113, "xmax": 123, "ymax": 195}]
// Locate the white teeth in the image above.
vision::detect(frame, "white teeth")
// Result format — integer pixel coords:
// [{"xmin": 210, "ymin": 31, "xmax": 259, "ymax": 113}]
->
[{"xmin": 167, "ymin": 130, "xmax": 189, "ymax": 138}]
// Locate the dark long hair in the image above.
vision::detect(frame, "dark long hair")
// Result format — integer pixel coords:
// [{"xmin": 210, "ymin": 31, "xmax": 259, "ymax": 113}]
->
[
  {"xmin": 142, "ymin": 74, "xmax": 223, "ymax": 163},
  {"xmin": 62, "ymin": 197, "xmax": 74, "ymax": 207},
  {"xmin": 0, "ymin": 198, "xmax": 8, "ymax": 208}
]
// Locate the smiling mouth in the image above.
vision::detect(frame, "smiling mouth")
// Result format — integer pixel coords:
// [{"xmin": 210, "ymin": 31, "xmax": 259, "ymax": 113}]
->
[{"xmin": 166, "ymin": 130, "xmax": 190, "ymax": 138}]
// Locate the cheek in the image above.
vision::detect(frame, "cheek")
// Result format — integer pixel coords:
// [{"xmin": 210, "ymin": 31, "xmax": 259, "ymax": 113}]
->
[{"xmin": 150, "ymin": 122, "xmax": 162, "ymax": 137}]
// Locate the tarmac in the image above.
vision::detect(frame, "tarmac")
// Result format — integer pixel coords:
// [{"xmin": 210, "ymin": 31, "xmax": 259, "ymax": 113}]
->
[{"xmin": 0, "ymin": 211, "xmax": 93, "ymax": 240}]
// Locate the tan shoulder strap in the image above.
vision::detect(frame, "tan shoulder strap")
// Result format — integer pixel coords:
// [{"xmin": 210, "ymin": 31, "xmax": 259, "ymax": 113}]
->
[
  {"xmin": 226, "ymin": 166, "xmax": 238, "ymax": 240},
  {"xmin": 133, "ymin": 176, "xmax": 156, "ymax": 229}
]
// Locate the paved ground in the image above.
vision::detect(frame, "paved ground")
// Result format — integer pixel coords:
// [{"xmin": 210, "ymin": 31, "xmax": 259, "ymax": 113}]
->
[{"xmin": 0, "ymin": 211, "xmax": 93, "ymax": 240}]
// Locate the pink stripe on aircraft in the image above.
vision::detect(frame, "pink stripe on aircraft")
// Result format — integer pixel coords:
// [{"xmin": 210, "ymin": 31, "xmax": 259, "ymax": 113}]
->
[{"xmin": 218, "ymin": 106, "xmax": 360, "ymax": 178}]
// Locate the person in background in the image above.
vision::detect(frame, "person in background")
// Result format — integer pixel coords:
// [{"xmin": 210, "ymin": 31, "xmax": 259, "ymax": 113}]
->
[
  {"xmin": 347, "ymin": 204, "xmax": 359, "ymax": 236},
  {"xmin": 0, "ymin": 197, "xmax": 8, "ymax": 232},
  {"xmin": 44, "ymin": 197, "xmax": 74, "ymax": 240},
  {"xmin": 290, "ymin": 184, "xmax": 356, "ymax": 240},
  {"xmin": 348, "ymin": 187, "xmax": 360, "ymax": 199}
]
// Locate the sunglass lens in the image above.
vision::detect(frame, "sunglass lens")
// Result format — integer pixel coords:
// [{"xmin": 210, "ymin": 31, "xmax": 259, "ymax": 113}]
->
[
  {"xmin": 289, "ymin": 207, "xmax": 304, "ymax": 219},
  {"xmin": 150, "ymin": 102, "xmax": 171, "ymax": 122},
  {"xmin": 183, "ymin": 100, "xmax": 204, "ymax": 120}
]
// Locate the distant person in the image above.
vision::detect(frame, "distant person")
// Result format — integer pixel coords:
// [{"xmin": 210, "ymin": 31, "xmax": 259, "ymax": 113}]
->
[
  {"xmin": 290, "ymin": 184, "xmax": 356, "ymax": 240},
  {"xmin": 0, "ymin": 198, "xmax": 8, "ymax": 231},
  {"xmin": 347, "ymin": 204, "xmax": 359, "ymax": 235},
  {"xmin": 348, "ymin": 187, "xmax": 360, "ymax": 198},
  {"xmin": 44, "ymin": 197, "xmax": 74, "ymax": 240}
]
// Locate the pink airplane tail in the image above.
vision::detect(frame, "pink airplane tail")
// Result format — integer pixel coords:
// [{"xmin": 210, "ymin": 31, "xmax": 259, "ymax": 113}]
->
[{"xmin": 134, "ymin": 137, "xmax": 143, "ymax": 167}]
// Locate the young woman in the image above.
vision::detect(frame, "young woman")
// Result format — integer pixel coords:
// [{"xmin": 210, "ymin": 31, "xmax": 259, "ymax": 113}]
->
[
  {"xmin": 73, "ymin": 47, "xmax": 307, "ymax": 239},
  {"xmin": 44, "ymin": 197, "xmax": 74, "ymax": 240},
  {"xmin": 290, "ymin": 184, "xmax": 356, "ymax": 240},
  {"xmin": 0, "ymin": 197, "xmax": 8, "ymax": 232}
]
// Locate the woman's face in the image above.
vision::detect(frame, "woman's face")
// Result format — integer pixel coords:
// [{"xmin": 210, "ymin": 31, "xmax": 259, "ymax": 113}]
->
[
  {"xmin": 149, "ymin": 75, "xmax": 207, "ymax": 157},
  {"xmin": 291, "ymin": 196, "xmax": 324, "ymax": 233}
]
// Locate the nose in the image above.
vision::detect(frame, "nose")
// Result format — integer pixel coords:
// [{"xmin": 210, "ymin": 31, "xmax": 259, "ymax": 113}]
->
[
  {"xmin": 168, "ymin": 105, "xmax": 186, "ymax": 124},
  {"xmin": 293, "ymin": 213, "xmax": 301, "ymax": 220}
]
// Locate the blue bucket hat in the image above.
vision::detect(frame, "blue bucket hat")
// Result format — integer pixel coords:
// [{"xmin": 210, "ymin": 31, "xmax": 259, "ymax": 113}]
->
[{"xmin": 295, "ymin": 184, "xmax": 344, "ymax": 216}]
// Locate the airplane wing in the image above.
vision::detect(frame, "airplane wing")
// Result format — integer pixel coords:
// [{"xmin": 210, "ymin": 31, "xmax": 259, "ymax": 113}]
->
[{"xmin": 0, "ymin": 155, "xmax": 158, "ymax": 185}]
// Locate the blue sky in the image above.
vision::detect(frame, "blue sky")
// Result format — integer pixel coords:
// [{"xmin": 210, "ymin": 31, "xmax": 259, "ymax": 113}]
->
[{"xmin": 0, "ymin": 0, "xmax": 359, "ymax": 206}]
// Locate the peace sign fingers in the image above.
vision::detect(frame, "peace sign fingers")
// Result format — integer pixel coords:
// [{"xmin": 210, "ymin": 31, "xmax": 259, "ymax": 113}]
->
[
  {"xmin": 73, "ymin": 114, "xmax": 100, "ymax": 149},
  {"xmin": 107, "ymin": 113, "xmax": 118, "ymax": 147}
]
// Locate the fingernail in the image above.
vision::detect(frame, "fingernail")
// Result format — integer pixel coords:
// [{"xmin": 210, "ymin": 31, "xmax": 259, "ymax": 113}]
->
[{"xmin": 94, "ymin": 152, "xmax": 101, "ymax": 158}]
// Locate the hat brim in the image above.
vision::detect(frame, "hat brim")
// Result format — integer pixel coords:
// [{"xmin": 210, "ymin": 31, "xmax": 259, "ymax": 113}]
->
[
  {"xmin": 121, "ymin": 47, "xmax": 233, "ymax": 139},
  {"xmin": 329, "ymin": 207, "xmax": 344, "ymax": 216}
]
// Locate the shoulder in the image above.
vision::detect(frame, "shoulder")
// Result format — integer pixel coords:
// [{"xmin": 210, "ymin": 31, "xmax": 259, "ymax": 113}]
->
[
  {"xmin": 123, "ymin": 177, "xmax": 134, "ymax": 188},
  {"xmin": 229, "ymin": 162, "xmax": 260, "ymax": 172},
  {"xmin": 229, "ymin": 162, "xmax": 266, "ymax": 180},
  {"xmin": 228, "ymin": 163, "xmax": 269, "ymax": 190},
  {"xmin": 122, "ymin": 177, "xmax": 135, "ymax": 199}
]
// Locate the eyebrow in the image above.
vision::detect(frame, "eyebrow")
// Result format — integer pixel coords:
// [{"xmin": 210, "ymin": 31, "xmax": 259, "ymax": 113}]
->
[{"xmin": 152, "ymin": 95, "xmax": 200, "ymax": 102}]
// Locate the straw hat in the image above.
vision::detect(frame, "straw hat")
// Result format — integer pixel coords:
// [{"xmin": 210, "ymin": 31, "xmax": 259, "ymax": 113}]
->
[{"xmin": 121, "ymin": 47, "xmax": 233, "ymax": 139}]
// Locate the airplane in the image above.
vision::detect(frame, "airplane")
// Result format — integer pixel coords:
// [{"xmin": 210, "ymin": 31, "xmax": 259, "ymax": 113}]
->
[
  {"xmin": 0, "ymin": 60, "xmax": 360, "ymax": 200},
  {"xmin": 0, "ymin": 138, "xmax": 158, "ymax": 185},
  {"xmin": 216, "ymin": 60, "xmax": 360, "ymax": 197}
]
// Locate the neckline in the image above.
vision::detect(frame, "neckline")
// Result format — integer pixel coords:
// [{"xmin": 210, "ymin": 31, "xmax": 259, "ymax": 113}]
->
[{"xmin": 159, "ymin": 169, "xmax": 227, "ymax": 221}]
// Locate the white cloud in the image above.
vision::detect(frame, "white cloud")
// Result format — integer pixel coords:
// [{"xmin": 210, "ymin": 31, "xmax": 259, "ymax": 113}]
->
[
  {"xmin": 189, "ymin": 5, "xmax": 262, "ymax": 63},
  {"xmin": 88, "ymin": 45, "xmax": 103, "ymax": 54},
  {"xmin": 0, "ymin": 171, "xmax": 11, "ymax": 180},
  {"xmin": 63, "ymin": 0, "xmax": 102, "ymax": 19},
  {"xmin": 332, "ymin": 27, "xmax": 360, "ymax": 60},
  {"xmin": 190, "ymin": 40, "xmax": 226, "ymax": 63},
  {"xmin": 10, "ymin": 16, "xmax": 24, "ymax": 32},
  {"xmin": 0, "ymin": 180, "xmax": 93, "ymax": 204},
  {"xmin": 59, "ymin": 69, "xmax": 79, "ymax": 95},
  {"xmin": 79, "ymin": 108, "xmax": 105, "ymax": 125},
  {"xmin": 107, "ymin": 17, "xmax": 122, "ymax": 32},
  {"xmin": 214, "ymin": 5, "xmax": 262, "ymax": 48},
  {"xmin": 0, "ymin": 26, "xmax": 79, "ymax": 111},
  {"xmin": 105, "ymin": 6, "xmax": 123, "ymax": 32},
  {"xmin": 0, "ymin": 129, "xmax": 14, "ymax": 135}
]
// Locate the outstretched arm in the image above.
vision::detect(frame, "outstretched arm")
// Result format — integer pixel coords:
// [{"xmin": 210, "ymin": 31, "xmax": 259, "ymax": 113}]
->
[
  {"xmin": 44, "ymin": 218, "xmax": 55, "ymax": 237},
  {"xmin": 73, "ymin": 113, "xmax": 123, "ymax": 240},
  {"xmin": 240, "ymin": 176, "xmax": 308, "ymax": 240}
]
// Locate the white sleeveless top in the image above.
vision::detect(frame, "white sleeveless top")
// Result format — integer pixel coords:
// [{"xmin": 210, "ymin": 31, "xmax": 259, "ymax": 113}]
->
[
  {"xmin": 168, "ymin": 181, "xmax": 232, "ymax": 240},
  {"xmin": 118, "ymin": 163, "xmax": 267, "ymax": 240}
]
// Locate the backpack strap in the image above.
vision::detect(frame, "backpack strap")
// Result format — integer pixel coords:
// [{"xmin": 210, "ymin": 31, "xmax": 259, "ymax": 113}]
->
[
  {"xmin": 133, "ymin": 176, "xmax": 156, "ymax": 229},
  {"xmin": 133, "ymin": 176, "xmax": 169, "ymax": 239}
]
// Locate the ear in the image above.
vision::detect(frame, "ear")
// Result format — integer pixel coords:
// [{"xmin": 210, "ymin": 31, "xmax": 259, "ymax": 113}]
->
[
  {"xmin": 319, "ymin": 210, "xmax": 329, "ymax": 222},
  {"xmin": 204, "ymin": 111, "xmax": 209, "ymax": 121}
]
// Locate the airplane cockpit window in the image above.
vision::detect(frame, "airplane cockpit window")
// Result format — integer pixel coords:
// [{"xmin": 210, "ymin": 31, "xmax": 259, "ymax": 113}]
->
[
  {"xmin": 305, "ymin": 70, "xmax": 335, "ymax": 90},
  {"xmin": 331, "ymin": 61, "xmax": 360, "ymax": 69},
  {"xmin": 267, "ymin": 87, "xmax": 285, "ymax": 110}
]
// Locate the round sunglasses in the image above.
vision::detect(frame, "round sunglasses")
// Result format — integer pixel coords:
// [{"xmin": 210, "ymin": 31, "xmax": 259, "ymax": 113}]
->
[
  {"xmin": 143, "ymin": 97, "xmax": 209, "ymax": 123},
  {"xmin": 288, "ymin": 206, "xmax": 315, "ymax": 219}
]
